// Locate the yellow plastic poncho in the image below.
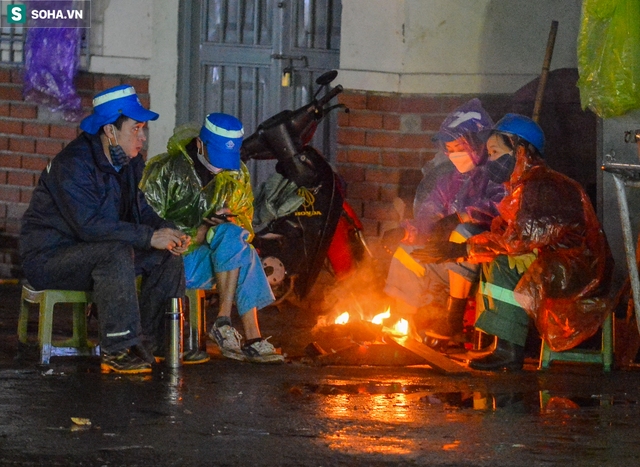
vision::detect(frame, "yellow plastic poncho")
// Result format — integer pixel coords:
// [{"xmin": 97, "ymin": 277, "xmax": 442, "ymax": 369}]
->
[{"xmin": 140, "ymin": 124, "xmax": 254, "ymax": 249}]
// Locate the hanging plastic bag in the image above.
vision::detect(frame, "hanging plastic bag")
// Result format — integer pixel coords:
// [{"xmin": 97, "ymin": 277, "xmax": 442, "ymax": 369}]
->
[{"xmin": 577, "ymin": 0, "xmax": 640, "ymax": 118}]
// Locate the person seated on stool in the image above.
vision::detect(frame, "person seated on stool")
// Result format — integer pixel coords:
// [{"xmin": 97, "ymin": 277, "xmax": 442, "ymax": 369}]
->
[
  {"xmin": 414, "ymin": 114, "xmax": 613, "ymax": 371},
  {"xmin": 19, "ymin": 85, "xmax": 192, "ymax": 374},
  {"xmin": 141, "ymin": 113, "xmax": 284, "ymax": 364}
]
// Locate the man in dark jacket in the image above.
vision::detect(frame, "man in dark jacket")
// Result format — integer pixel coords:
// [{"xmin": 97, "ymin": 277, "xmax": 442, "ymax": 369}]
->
[{"xmin": 20, "ymin": 85, "xmax": 189, "ymax": 374}]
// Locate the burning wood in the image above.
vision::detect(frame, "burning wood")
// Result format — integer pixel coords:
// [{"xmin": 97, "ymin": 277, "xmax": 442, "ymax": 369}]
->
[{"xmin": 310, "ymin": 305, "xmax": 469, "ymax": 374}]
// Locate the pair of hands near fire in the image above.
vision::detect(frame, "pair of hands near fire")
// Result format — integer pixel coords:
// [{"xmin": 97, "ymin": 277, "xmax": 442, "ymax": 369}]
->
[{"xmin": 410, "ymin": 213, "xmax": 467, "ymax": 263}]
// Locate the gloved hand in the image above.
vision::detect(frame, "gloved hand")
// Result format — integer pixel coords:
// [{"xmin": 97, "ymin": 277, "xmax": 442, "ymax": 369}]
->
[
  {"xmin": 507, "ymin": 250, "xmax": 538, "ymax": 274},
  {"xmin": 381, "ymin": 227, "xmax": 406, "ymax": 255},
  {"xmin": 410, "ymin": 241, "xmax": 468, "ymax": 264},
  {"xmin": 430, "ymin": 213, "xmax": 461, "ymax": 243}
]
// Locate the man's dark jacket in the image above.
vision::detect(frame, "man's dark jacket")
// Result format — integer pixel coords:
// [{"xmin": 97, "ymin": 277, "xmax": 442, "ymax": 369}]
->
[{"xmin": 20, "ymin": 132, "xmax": 171, "ymax": 270}]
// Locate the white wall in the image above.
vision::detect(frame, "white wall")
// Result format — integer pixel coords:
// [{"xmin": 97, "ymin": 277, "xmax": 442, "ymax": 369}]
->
[
  {"xmin": 88, "ymin": 0, "xmax": 179, "ymax": 158},
  {"xmin": 339, "ymin": 0, "xmax": 583, "ymax": 94}
]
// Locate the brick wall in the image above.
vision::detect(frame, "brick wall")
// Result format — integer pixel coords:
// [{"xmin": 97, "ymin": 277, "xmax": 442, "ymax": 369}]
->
[
  {"xmin": 335, "ymin": 90, "xmax": 510, "ymax": 255},
  {"xmin": 0, "ymin": 65, "xmax": 150, "ymax": 277}
]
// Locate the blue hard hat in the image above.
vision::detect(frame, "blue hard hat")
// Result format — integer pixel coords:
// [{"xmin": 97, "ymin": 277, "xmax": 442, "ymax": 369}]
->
[
  {"xmin": 80, "ymin": 85, "xmax": 159, "ymax": 135},
  {"xmin": 199, "ymin": 113, "xmax": 244, "ymax": 170},
  {"xmin": 493, "ymin": 113, "xmax": 545, "ymax": 155}
]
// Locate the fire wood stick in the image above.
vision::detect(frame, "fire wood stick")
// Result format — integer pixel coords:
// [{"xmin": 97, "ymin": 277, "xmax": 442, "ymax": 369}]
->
[{"xmin": 532, "ymin": 20, "xmax": 559, "ymax": 123}]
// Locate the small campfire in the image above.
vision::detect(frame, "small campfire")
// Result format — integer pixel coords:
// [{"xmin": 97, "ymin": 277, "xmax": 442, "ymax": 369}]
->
[{"xmin": 308, "ymin": 305, "xmax": 468, "ymax": 374}]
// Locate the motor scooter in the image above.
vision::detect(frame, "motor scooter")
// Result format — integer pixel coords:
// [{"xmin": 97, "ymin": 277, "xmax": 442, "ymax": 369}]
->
[{"xmin": 241, "ymin": 70, "xmax": 371, "ymax": 303}]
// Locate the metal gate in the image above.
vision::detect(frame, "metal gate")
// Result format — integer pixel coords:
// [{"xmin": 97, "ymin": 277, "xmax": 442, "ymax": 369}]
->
[{"xmin": 178, "ymin": 0, "xmax": 341, "ymax": 185}]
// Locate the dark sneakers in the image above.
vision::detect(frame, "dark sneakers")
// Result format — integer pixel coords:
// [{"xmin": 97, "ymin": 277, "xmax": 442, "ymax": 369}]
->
[
  {"xmin": 182, "ymin": 349, "xmax": 211, "ymax": 364},
  {"xmin": 101, "ymin": 349, "xmax": 152, "ymax": 374}
]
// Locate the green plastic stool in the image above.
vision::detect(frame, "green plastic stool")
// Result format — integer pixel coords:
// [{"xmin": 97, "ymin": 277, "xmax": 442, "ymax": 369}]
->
[
  {"xmin": 539, "ymin": 312, "xmax": 613, "ymax": 372},
  {"xmin": 185, "ymin": 289, "xmax": 208, "ymax": 352},
  {"xmin": 18, "ymin": 284, "xmax": 99, "ymax": 365}
]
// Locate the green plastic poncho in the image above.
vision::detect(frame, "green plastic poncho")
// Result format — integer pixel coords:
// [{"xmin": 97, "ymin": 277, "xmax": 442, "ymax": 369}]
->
[
  {"xmin": 140, "ymin": 124, "xmax": 255, "ymax": 249},
  {"xmin": 577, "ymin": 0, "xmax": 640, "ymax": 118}
]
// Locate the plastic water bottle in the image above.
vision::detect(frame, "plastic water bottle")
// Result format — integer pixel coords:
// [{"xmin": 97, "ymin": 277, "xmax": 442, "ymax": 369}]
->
[{"xmin": 165, "ymin": 298, "xmax": 183, "ymax": 368}]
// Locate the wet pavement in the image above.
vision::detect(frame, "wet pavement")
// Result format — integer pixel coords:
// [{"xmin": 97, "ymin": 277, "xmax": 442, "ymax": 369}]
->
[{"xmin": 2, "ymin": 281, "xmax": 640, "ymax": 466}]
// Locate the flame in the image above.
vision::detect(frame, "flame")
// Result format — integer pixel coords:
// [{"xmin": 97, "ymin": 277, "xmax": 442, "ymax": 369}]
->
[
  {"xmin": 335, "ymin": 311, "xmax": 350, "ymax": 325},
  {"xmin": 371, "ymin": 308, "xmax": 391, "ymax": 325},
  {"xmin": 392, "ymin": 318, "xmax": 409, "ymax": 336}
]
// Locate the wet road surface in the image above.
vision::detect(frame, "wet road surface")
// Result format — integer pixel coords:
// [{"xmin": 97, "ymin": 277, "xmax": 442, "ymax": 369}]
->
[{"xmin": 2, "ymin": 283, "xmax": 640, "ymax": 466}]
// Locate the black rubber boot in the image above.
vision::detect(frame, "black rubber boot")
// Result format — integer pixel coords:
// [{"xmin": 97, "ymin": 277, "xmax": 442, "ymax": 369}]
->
[
  {"xmin": 447, "ymin": 297, "xmax": 468, "ymax": 343},
  {"xmin": 469, "ymin": 338, "xmax": 524, "ymax": 371}
]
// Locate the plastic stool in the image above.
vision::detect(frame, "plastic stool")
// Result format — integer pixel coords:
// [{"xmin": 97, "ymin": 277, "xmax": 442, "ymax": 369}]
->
[
  {"xmin": 17, "ymin": 284, "xmax": 99, "ymax": 365},
  {"xmin": 539, "ymin": 312, "xmax": 614, "ymax": 372},
  {"xmin": 185, "ymin": 289, "xmax": 207, "ymax": 352}
]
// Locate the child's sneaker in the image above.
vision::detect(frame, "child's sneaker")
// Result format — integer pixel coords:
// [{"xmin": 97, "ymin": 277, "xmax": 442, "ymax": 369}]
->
[
  {"xmin": 241, "ymin": 337, "xmax": 285, "ymax": 364},
  {"xmin": 208, "ymin": 323, "xmax": 246, "ymax": 361},
  {"xmin": 101, "ymin": 349, "xmax": 152, "ymax": 374},
  {"xmin": 183, "ymin": 349, "xmax": 211, "ymax": 364}
]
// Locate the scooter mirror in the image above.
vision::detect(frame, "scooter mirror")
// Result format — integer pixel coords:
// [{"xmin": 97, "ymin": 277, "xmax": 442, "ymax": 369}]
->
[{"xmin": 315, "ymin": 70, "xmax": 338, "ymax": 86}]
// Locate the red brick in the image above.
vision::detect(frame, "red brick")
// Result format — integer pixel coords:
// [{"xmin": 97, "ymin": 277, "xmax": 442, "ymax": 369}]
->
[
  {"xmin": 36, "ymin": 139, "xmax": 64, "ymax": 156},
  {"xmin": 364, "ymin": 201, "xmax": 400, "ymax": 222},
  {"xmin": 336, "ymin": 164, "xmax": 365, "ymax": 182},
  {"xmin": 348, "ymin": 112, "xmax": 383, "ymax": 130},
  {"xmin": 9, "ymin": 103, "xmax": 37, "ymax": 119},
  {"xmin": 1, "ymin": 120, "xmax": 22, "ymax": 135},
  {"xmin": 367, "ymin": 94, "xmax": 401, "ymax": 112},
  {"xmin": 81, "ymin": 95, "xmax": 93, "ymax": 108},
  {"xmin": 0, "ymin": 102, "xmax": 9, "ymax": 116},
  {"xmin": 440, "ymin": 96, "xmax": 471, "ymax": 114},
  {"xmin": 399, "ymin": 96, "xmax": 441, "ymax": 113},
  {"xmin": 128, "ymin": 77, "xmax": 149, "ymax": 94},
  {"xmin": 0, "ymin": 186, "xmax": 20, "ymax": 203},
  {"xmin": 398, "ymin": 133, "xmax": 432, "ymax": 149},
  {"xmin": 22, "ymin": 155, "xmax": 50, "ymax": 171},
  {"xmin": 10, "ymin": 68, "xmax": 23, "ymax": 84},
  {"xmin": 49, "ymin": 124, "xmax": 77, "ymax": 140},
  {"xmin": 365, "ymin": 167, "xmax": 400, "ymax": 184},
  {"xmin": 365, "ymin": 131, "xmax": 401, "ymax": 148},
  {"xmin": 347, "ymin": 181, "xmax": 380, "ymax": 201},
  {"xmin": 379, "ymin": 185, "xmax": 400, "ymax": 202},
  {"xmin": 337, "ymin": 128, "xmax": 365, "ymax": 146},
  {"xmin": 421, "ymin": 115, "xmax": 446, "ymax": 132},
  {"xmin": 75, "ymin": 72, "xmax": 94, "ymax": 91},
  {"xmin": 0, "ymin": 170, "xmax": 6, "ymax": 183},
  {"xmin": 138, "ymin": 95, "xmax": 150, "ymax": 109},
  {"xmin": 336, "ymin": 148, "xmax": 348, "ymax": 163},
  {"xmin": 0, "ymin": 85, "xmax": 23, "ymax": 101},
  {"xmin": 7, "ymin": 171, "xmax": 35, "ymax": 186},
  {"xmin": 382, "ymin": 114, "xmax": 401, "ymax": 131},
  {"xmin": 23, "ymin": 123, "xmax": 49, "ymax": 138},
  {"xmin": 0, "ymin": 154, "xmax": 21, "ymax": 168},
  {"xmin": 337, "ymin": 112, "xmax": 349, "ymax": 127},
  {"xmin": 381, "ymin": 150, "xmax": 422, "ymax": 168},
  {"xmin": 359, "ymin": 218, "xmax": 379, "ymax": 237},
  {"xmin": 339, "ymin": 92, "xmax": 367, "ymax": 110},
  {"xmin": 0, "ymin": 68, "xmax": 10, "ymax": 83},
  {"xmin": 0, "ymin": 136, "xmax": 8, "ymax": 151},
  {"xmin": 20, "ymin": 188, "xmax": 33, "ymax": 203},
  {"xmin": 0, "ymin": 203, "xmax": 6, "ymax": 217},
  {"xmin": 9, "ymin": 138, "xmax": 35, "ymax": 153},
  {"xmin": 97, "ymin": 75, "xmax": 122, "ymax": 91},
  {"xmin": 348, "ymin": 148, "xmax": 380, "ymax": 164}
]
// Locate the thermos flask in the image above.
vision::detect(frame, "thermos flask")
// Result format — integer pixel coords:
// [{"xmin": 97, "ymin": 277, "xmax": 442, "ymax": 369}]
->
[{"xmin": 165, "ymin": 298, "xmax": 183, "ymax": 368}]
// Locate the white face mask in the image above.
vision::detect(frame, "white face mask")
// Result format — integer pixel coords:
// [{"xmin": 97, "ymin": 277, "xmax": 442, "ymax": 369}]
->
[
  {"xmin": 448, "ymin": 151, "xmax": 475, "ymax": 173},
  {"xmin": 197, "ymin": 145, "xmax": 223, "ymax": 174}
]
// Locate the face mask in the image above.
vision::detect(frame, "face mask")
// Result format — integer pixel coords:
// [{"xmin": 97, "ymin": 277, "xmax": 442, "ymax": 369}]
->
[
  {"xmin": 448, "ymin": 151, "xmax": 475, "ymax": 173},
  {"xmin": 486, "ymin": 153, "xmax": 516, "ymax": 183},
  {"xmin": 197, "ymin": 145, "xmax": 223, "ymax": 174},
  {"xmin": 108, "ymin": 126, "xmax": 129, "ymax": 167}
]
